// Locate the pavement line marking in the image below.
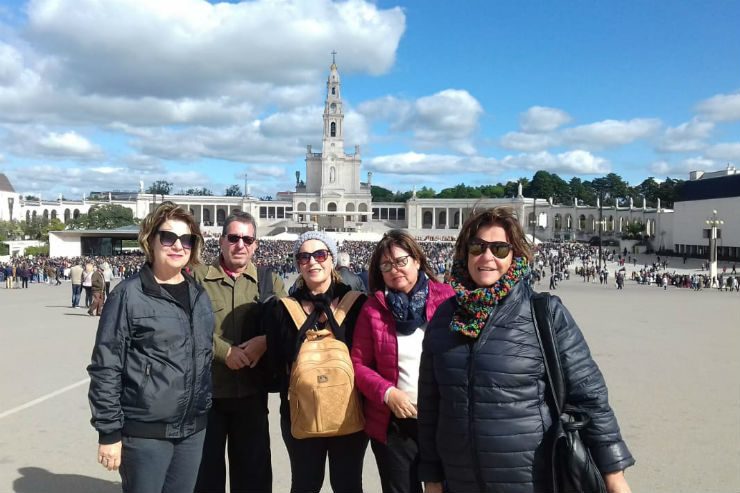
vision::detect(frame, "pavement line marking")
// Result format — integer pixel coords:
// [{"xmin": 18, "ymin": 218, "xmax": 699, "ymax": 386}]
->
[{"xmin": 0, "ymin": 377, "xmax": 90, "ymax": 420}]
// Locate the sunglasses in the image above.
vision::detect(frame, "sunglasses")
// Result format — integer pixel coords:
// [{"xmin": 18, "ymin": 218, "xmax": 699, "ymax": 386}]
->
[
  {"xmin": 225, "ymin": 234, "xmax": 256, "ymax": 245},
  {"xmin": 468, "ymin": 239, "xmax": 512, "ymax": 259},
  {"xmin": 379, "ymin": 255, "xmax": 411, "ymax": 273},
  {"xmin": 296, "ymin": 249, "xmax": 331, "ymax": 265},
  {"xmin": 158, "ymin": 230, "xmax": 197, "ymax": 250}
]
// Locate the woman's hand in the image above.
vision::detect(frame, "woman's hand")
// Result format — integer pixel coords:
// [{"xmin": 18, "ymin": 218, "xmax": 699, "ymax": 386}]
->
[
  {"xmin": 98, "ymin": 442, "xmax": 122, "ymax": 471},
  {"xmin": 386, "ymin": 387, "xmax": 417, "ymax": 419},
  {"xmin": 604, "ymin": 470, "xmax": 631, "ymax": 493},
  {"xmin": 424, "ymin": 481, "xmax": 444, "ymax": 493}
]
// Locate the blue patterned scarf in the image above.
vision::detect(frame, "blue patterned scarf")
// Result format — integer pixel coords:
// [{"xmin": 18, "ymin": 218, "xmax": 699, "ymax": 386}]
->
[{"xmin": 385, "ymin": 271, "xmax": 429, "ymax": 335}]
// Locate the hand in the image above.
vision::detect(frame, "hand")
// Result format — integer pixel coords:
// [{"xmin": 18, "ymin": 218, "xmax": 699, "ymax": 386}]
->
[
  {"xmin": 387, "ymin": 387, "xmax": 417, "ymax": 419},
  {"xmin": 604, "ymin": 470, "xmax": 631, "ymax": 493},
  {"xmin": 424, "ymin": 481, "xmax": 444, "ymax": 493},
  {"xmin": 238, "ymin": 335, "xmax": 266, "ymax": 368},
  {"xmin": 98, "ymin": 442, "xmax": 122, "ymax": 471},
  {"xmin": 225, "ymin": 345, "xmax": 250, "ymax": 370}
]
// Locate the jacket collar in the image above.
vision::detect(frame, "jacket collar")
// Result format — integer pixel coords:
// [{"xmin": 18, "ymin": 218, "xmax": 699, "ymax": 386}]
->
[
  {"xmin": 204, "ymin": 257, "xmax": 257, "ymax": 284},
  {"xmin": 139, "ymin": 262, "xmax": 200, "ymax": 299}
]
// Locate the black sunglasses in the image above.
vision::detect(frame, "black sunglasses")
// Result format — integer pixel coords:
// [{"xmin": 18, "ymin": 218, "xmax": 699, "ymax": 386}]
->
[
  {"xmin": 225, "ymin": 234, "xmax": 256, "ymax": 245},
  {"xmin": 296, "ymin": 249, "xmax": 331, "ymax": 265},
  {"xmin": 468, "ymin": 239, "xmax": 512, "ymax": 259},
  {"xmin": 158, "ymin": 230, "xmax": 197, "ymax": 250}
]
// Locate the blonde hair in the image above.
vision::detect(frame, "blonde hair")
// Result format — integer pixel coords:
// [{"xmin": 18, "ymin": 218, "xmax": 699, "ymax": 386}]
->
[{"xmin": 138, "ymin": 201, "xmax": 203, "ymax": 267}]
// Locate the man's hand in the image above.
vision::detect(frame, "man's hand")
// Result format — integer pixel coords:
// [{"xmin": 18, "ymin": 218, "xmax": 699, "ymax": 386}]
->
[
  {"xmin": 238, "ymin": 335, "xmax": 267, "ymax": 368},
  {"xmin": 225, "ymin": 345, "xmax": 250, "ymax": 370},
  {"xmin": 98, "ymin": 442, "xmax": 122, "ymax": 471},
  {"xmin": 424, "ymin": 482, "xmax": 443, "ymax": 493}
]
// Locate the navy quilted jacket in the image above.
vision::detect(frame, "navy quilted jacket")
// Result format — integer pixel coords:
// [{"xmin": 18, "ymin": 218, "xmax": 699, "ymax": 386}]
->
[{"xmin": 417, "ymin": 280, "xmax": 634, "ymax": 493}]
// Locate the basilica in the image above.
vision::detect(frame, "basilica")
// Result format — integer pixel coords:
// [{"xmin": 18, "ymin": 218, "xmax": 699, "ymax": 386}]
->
[{"xmin": 1, "ymin": 61, "xmax": 738, "ymax": 261}]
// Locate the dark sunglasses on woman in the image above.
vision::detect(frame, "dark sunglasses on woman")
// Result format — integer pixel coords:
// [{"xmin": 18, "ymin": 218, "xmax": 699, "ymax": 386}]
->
[
  {"xmin": 226, "ymin": 234, "xmax": 256, "ymax": 245},
  {"xmin": 468, "ymin": 239, "xmax": 512, "ymax": 259},
  {"xmin": 296, "ymin": 249, "xmax": 331, "ymax": 265},
  {"xmin": 158, "ymin": 230, "xmax": 197, "ymax": 250}
]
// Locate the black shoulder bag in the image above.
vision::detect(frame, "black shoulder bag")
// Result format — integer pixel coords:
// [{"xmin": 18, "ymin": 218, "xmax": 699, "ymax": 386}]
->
[{"xmin": 530, "ymin": 292, "xmax": 607, "ymax": 493}]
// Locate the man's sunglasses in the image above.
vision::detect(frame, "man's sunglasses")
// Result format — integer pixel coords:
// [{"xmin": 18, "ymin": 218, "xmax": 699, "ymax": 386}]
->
[
  {"xmin": 296, "ymin": 249, "xmax": 331, "ymax": 265},
  {"xmin": 225, "ymin": 234, "xmax": 256, "ymax": 245},
  {"xmin": 158, "ymin": 230, "xmax": 197, "ymax": 250},
  {"xmin": 468, "ymin": 239, "xmax": 512, "ymax": 259}
]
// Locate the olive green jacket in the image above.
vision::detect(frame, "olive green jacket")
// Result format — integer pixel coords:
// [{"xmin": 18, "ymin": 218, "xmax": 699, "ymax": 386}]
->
[{"xmin": 191, "ymin": 260, "xmax": 286, "ymax": 398}]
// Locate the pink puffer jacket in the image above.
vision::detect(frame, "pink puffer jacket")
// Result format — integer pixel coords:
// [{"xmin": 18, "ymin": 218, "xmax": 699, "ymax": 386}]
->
[{"xmin": 351, "ymin": 280, "xmax": 454, "ymax": 443}]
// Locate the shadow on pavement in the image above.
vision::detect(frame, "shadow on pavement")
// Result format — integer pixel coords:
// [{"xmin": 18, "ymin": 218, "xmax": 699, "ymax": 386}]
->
[{"xmin": 13, "ymin": 467, "xmax": 120, "ymax": 493}]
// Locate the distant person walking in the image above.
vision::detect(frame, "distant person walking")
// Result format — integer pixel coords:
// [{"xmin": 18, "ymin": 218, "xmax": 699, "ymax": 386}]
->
[{"xmin": 70, "ymin": 262, "xmax": 83, "ymax": 307}]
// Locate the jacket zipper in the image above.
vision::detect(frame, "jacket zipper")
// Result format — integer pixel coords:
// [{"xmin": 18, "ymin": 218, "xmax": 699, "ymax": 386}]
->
[
  {"xmin": 467, "ymin": 342, "xmax": 486, "ymax": 492},
  {"xmin": 180, "ymin": 288, "xmax": 202, "ymax": 432}
]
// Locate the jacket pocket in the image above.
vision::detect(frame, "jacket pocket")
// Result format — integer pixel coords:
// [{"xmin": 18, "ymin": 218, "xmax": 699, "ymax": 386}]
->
[{"xmin": 136, "ymin": 361, "xmax": 152, "ymax": 407}]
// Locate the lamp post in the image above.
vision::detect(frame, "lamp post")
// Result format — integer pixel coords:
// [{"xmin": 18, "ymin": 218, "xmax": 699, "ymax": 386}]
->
[
  {"xmin": 706, "ymin": 210, "xmax": 724, "ymax": 284},
  {"xmin": 597, "ymin": 193, "xmax": 603, "ymax": 272}
]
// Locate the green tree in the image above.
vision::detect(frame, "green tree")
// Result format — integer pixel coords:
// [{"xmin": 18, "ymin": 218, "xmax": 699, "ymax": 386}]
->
[
  {"xmin": 146, "ymin": 180, "xmax": 173, "ymax": 195},
  {"xmin": 637, "ymin": 177, "xmax": 660, "ymax": 205},
  {"xmin": 224, "ymin": 184, "xmax": 242, "ymax": 196},
  {"xmin": 657, "ymin": 178, "xmax": 685, "ymax": 208},
  {"xmin": 437, "ymin": 183, "xmax": 482, "ymax": 199},
  {"xmin": 371, "ymin": 185, "xmax": 395, "ymax": 202},
  {"xmin": 69, "ymin": 204, "xmax": 137, "ymax": 230},
  {"xmin": 478, "ymin": 184, "xmax": 505, "ymax": 198},
  {"xmin": 416, "ymin": 186, "xmax": 436, "ymax": 199},
  {"xmin": 529, "ymin": 171, "xmax": 557, "ymax": 200},
  {"xmin": 181, "ymin": 187, "xmax": 213, "ymax": 196}
]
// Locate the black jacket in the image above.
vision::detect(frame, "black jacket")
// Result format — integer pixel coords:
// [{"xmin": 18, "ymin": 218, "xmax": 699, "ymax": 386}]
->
[
  {"xmin": 418, "ymin": 280, "xmax": 634, "ymax": 493},
  {"xmin": 88, "ymin": 263, "xmax": 214, "ymax": 444}
]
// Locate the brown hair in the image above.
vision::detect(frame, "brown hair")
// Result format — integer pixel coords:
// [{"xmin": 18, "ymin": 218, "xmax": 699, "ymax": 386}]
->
[
  {"xmin": 453, "ymin": 206, "xmax": 533, "ymax": 266},
  {"xmin": 138, "ymin": 201, "xmax": 203, "ymax": 267},
  {"xmin": 368, "ymin": 229, "xmax": 437, "ymax": 292}
]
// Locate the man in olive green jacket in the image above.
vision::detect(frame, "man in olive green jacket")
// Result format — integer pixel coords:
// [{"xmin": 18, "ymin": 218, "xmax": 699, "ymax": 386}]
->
[{"xmin": 192, "ymin": 212, "xmax": 285, "ymax": 493}]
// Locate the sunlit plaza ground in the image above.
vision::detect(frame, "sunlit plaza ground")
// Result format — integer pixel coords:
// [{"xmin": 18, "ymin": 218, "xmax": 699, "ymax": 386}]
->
[{"xmin": 0, "ymin": 254, "xmax": 738, "ymax": 493}]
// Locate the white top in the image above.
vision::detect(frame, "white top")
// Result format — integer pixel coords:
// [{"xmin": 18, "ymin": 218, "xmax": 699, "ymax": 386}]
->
[{"xmin": 395, "ymin": 322, "xmax": 426, "ymax": 405}]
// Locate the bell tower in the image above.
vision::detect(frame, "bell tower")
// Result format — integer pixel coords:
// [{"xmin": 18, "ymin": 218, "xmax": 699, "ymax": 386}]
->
[{"xmin": 322, "ymin": 52, "xmax": 345, "ymax": 159}]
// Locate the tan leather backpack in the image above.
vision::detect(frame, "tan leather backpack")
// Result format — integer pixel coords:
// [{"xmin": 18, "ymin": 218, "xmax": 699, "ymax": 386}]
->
[{"xmin": 280, "ymin": 291, "xmax": 365, "ymax": 439}]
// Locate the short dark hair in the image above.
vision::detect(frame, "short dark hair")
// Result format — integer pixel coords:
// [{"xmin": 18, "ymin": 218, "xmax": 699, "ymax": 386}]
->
[
  {"xmin": 368, "ymin": 229, "xmax": 437, "ymax": 292},
  {"xmin": 222, "ymin": 211, "xmax": 257, "ymax": 237},
  {"xmin": 138, "ymin": 201, "xmax": 203, "ymax": 266},
  {"xmin": 453, "ymin": 206, "xmax": 532, "ymax": 266}
]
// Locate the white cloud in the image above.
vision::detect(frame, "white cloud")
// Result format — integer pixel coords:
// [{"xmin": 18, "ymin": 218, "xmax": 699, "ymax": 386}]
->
[
  {"xmin": 499, "ymin": 131, "xmax": 560, "ymax": 151},
  {"xmin": 649, "ymin": 157, "xmax": 717, "ymax": 176},
  {"xmin": 695, "ymin": 90, "xmax": 740, "ymax": 122},
  {"xmin": 499, "ymin": 150, "xmax": 610, "ymax": 175},
  {"xmin": 561, "ymin": 118, "xmax": 661, "ymax": 149},
  {"xmin": 359, "ymin": 90, "xmax": 483, "ymax": 154},
  {"xmin": 519, "ymin": 106, "xmax": 572, "ymax": 133},
  {"xmin": 367, "ymin": 152, "xmax": 493, "ymax": 175},
  {"xmin": 657, "ymin": 118, "xmax": 714, "ymax": 152},
  {"xmin": 704, "ymin": 142, "xmax": 740, "ymax": 161},
  {"xmin": 0, "ymin": 125, "xmax": 103, "ymax": 159},
  {"xmin": 245, "ymin": 165, "xmax": 287, "ymax": 179}
]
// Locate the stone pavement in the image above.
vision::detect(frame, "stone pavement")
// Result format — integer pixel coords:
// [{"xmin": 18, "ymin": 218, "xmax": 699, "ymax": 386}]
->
[{"xmin": 0, "ymin": 274, "xmax": 738, "ymax": 492}]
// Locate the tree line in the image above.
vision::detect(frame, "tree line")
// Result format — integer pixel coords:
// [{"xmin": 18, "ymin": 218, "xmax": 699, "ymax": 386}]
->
[{"xmin": 372, "ymin": 171, "xmax": 684, "ymax": 208}]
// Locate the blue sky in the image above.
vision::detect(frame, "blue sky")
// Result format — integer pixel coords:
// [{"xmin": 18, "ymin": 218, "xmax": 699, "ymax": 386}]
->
[{"xmin": 0, "ymin": 0, "xmax": 738, "ymax": 200}]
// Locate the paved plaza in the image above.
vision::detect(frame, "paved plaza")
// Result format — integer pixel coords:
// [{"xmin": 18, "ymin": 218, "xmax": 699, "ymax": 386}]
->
[{"xmin": 0, "ymin": 266, "xmax": 738, "ymax": 492}]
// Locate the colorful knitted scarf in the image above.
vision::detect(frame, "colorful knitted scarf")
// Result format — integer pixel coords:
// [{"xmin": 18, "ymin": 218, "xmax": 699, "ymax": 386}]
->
[{"xmin": 449, "ymin": 257, "xmax": 529, "ymax": 339}]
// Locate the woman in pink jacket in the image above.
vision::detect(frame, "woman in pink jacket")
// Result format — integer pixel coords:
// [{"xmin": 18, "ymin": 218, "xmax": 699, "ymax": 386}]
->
[{"xmin": 351, "ymin": 230, "xmax": 454, "ymax": 493}]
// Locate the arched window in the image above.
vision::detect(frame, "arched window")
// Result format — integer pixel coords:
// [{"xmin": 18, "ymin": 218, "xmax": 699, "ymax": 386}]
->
[
  {"xmin": 216, "ymin": 209, "xmax": 226, "ymax": 226},
  {"xmin": 330, "ymin": 122, "xmax": 336, "ymax": 137},
  {"xmin": 332, "ymin": 87, "xmax": 335, "ymax": 95},
  {"xmin": 73, "ymin": 209, "xmax": 80, "ymax": 219},
  {"xmin": 26, "ymin": 210, "xmax": 31, "ymax": 222},
  {"xmin": 328, "ymin": 202, "xmax": 337, "ymax": 212},
  {"xmin": 554, "ymin": 214, "xmax": 562, "ymax": 231},
  {"xmin": 51, "ymin": 210, "xmax": 57, "ymax": 220},
  {"xmin": 422, "ymin": 211, "xmax": 432, "ymax": 229}
]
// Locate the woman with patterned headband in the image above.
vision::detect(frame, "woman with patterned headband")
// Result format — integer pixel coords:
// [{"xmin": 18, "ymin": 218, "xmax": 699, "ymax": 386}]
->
[{"xmin": 417, "ymin": 206, "xmax": 634, "ymax": 493}]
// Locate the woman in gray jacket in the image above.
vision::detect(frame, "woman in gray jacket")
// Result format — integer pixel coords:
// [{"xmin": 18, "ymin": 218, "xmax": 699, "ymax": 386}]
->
[
  {"xmin": 88, "ymin": 202, "xmax": 214, "ymax": 493},
  {"xmin": 418, "ymin": 207, "xmax": 634, "ymax": 493}
]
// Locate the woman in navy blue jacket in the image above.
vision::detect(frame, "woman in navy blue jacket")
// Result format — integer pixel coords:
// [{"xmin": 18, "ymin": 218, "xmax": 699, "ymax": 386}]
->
[
  {"xmin": 418, "ymin": 207, "xmax": 634, "ymax": 493},
  {"xmin": 88, "ymin": 202, "xmax": 214, "ymax": 493}
]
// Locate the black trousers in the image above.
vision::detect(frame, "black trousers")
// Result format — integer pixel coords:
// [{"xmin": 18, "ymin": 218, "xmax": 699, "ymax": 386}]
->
[
  {"xmin": 279, "ymin": 407, "xmax": 368, "ymax": 493},
  {"xmin": 195, "ymin": 395, "xmax": 272, "ymax": 493},
  {"xmin": 370, "ymin": 416, "xmax": 422, "ymax": 493}
]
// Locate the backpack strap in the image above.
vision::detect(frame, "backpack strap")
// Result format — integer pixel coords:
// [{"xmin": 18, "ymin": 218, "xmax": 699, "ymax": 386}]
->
[
  {"xmin": 256, "ymin": 265, "xmax": 275, "ymax": 303},
  {"xmin": 279, "ymin": 290, "xmax": 362, "ymax": 330},
  {"xmin": 332, "ymin": 290, "xmax": 362, "ymax": 327},
  {"xmin": 279, "ymin": 297, "xmax": 308, "ymax": 329}
]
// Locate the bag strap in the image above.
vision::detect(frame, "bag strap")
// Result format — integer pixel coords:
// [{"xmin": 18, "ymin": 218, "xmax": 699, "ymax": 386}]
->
[
  {"xmin": 530, "ymin": 292, "xmax": 565, "ymax": 415},
  {"xmin": 279, "ymin": 297, "xmax": 308, "ymax": 328},
  {"xmin": 256, "ymin": 265, "xmax": 275, "ymax": 303},
  {"xmin": 333, "ymin": 290, "xmax": 361, "ymax": 327}
]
